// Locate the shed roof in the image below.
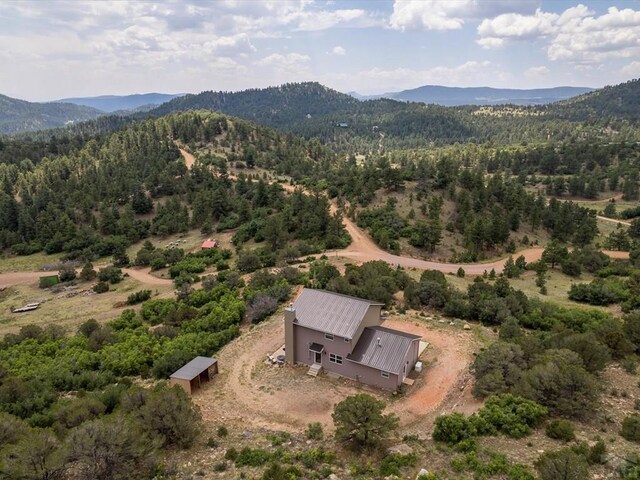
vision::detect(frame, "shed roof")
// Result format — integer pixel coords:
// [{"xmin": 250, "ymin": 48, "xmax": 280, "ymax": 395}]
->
[
  {"xmin": 347, "ymin": 326, "xmax": 421, "ymax": 374},
  {"xmin": 201, "ymin": 239, "xmax": 218, "ymax": 248},
  {"xmin": 170, "ymin": 356, "xmax": 217, "ymax": 381},
  {"xmin": 292, "ymin": 288, "xmax": 383, "ymax": 339}
]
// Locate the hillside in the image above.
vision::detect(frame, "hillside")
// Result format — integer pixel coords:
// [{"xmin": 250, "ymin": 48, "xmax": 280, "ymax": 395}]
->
[
  {"xmin": 0, "ymin": 94, "xmax": 102, "ymax": 134},
  {"xmin": 147, "ymin": 82, "xmax": 360, "ymax": 127},
  {"xmin": 57, "ymin": 93, "xmax": 184, "ymax": 113},
  {"xmin": 144, "ymin": 81, "xmax": 639, "ymax": 149},
  {"xmin": 144, "ymin": 82, "xmax": 478, "ymax": 146},
  {"xmin": 549, "ymin": 78, "xmax": 640, "ymax": 120},
  {"xmin": 374, "ymin": 85, "xmax": 593, "ymax": 106}
]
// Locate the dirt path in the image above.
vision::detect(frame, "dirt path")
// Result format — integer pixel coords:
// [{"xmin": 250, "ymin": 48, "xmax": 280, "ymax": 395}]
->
[
  {"xmin": 193, "ymin": 310, "xmax": 477, "ymax": 432},
  {"xmin": 178, "ymin": 148, "xmax": 196, "ymax": 170},
  {"xmin": 382, "ymin": 319, "xmax": 480, "ymax": 425},
  {"xmin": 281, "ymin": 182, "xmax": 630, "ymax": 274},
  {"xmin": 560, "ymin": 192, "xmax": 624, "ymax": 204},
  {"xmin": 597, "ymin": 215, "xmax": 631, "ymax": 226}
]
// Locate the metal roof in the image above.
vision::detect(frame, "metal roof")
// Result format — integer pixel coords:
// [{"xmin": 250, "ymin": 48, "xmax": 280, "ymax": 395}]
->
[
  {"xmin": 347, "ymin": 326, "xmax": 421, "ymax": 374},
  {"xmin": 292, "ymin": 288, "xmax": 383, "ymax": 339},
  {"xmin": 170, "ymin": 356, "xmax": 217, "ymax": 381}
]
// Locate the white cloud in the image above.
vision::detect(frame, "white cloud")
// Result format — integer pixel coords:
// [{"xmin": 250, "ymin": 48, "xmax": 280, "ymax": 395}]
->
[
  {"xmin": 256, "ymin": 52, "xmax": 311, "ymax": 68},
  {"xmin": 525, "ymin": 66, "xmax": 550, "ymax": 78},
  {"xmin": 622, "ymin": 61, "xmax": 640, "ymax": 77},
  {"xmin": 477, "ymin": 5, "xmax": 640, "ymax": 65},
  {"xmin": 390, "ymin": 0, "xmax": 538, "ymax": 31},
  {"xmin": 477, "ymin": 9, "xmax": 558, "ymax": 42},
  {"xmin": 332, "ymin": 46, "xmax": 346, "ymax": 55}
]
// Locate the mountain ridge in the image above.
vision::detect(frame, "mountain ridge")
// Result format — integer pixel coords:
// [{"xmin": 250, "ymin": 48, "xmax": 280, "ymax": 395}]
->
[
  {"xmin": 56, "ymin": 93, "xmax": 185, "ymax": 113},
  {"xmin": 350, "ymin": 85, "xmax": 595, "ymax": 106},
  {"xmin": 0, "ymin": 94, "xmax": 103, "ymax": 134}
]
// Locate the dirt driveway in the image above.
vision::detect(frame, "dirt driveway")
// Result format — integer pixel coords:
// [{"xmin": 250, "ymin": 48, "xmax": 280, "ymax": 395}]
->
[{"xmin": 192, "ymin": 310, "xmax": 477, "ymax": 432}]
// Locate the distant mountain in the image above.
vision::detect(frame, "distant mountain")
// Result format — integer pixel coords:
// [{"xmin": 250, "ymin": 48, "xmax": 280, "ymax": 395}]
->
[
  {"xmin": 143, "ymin": 82, "xmax": 476, "ymax": 145},
  {"xmin": 0, "ymin": 94, "xmax": 102, "ymax": 134},
  {"xmin": 140, "ymin": 80, "xmax": 640, "ymax": 149},
  {"xmin": 549, "ymin": 78, "xmax": 640, "ymax": 120},
  {"xmin": 57, "ymin": 93, "xmax": 185, "ymax": 113},
  {"xmin": 351, "ymin": 85, "xmax": 594, "ymax": 106},
  {"xmin": 146, "ymin": 83, "xmax": 360, "ymax": 127}
]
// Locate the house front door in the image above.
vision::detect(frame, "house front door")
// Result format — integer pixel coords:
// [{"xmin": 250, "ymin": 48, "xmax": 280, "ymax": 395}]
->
[{"xmin": 314, "ymin": 351, "xmax": 322, "ymax": 364}]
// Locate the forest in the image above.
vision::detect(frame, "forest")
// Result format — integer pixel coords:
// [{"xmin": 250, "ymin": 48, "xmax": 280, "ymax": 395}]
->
[{"xmin": 1, "ymin": 77, "xmax": 640, "ymax": 479}]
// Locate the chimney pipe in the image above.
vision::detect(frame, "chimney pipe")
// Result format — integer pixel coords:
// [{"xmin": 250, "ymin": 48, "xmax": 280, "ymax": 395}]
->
[{"xmin": 377, "ymin": 337, "xmax": 381, "ymax": 347}]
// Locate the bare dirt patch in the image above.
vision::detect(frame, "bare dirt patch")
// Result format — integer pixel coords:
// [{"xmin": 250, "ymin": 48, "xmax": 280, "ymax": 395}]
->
[{"xmin": 193, "ymin": 310, "xmax": 478, "ymax": 434}]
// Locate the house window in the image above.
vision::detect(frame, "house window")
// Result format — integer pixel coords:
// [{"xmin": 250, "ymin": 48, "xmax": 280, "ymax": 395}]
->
[
  {"xmin": 381, "ymin": 371, "xmax": 390, "ymax": 378},
  {"xmin": 329, "ymin": 353, "xmax": 343, "ymax": 365},
  {"xmin": 324, "ymin": 333, "xmax": 334, "ymax": 341}
]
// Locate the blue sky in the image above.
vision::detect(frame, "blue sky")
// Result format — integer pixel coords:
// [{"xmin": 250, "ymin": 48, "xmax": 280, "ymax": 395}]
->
[{"xmin": 0, "ymin": 0, "xmax": 639, "ymax": 101}]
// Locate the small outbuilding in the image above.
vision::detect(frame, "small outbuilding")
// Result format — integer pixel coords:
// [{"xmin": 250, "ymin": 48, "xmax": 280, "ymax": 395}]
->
[
  {"xmin": 201, "ymin": 238, "xmax": 218, "ymax": 249},
  {"xmin": 169, "ymin": 356, "xmax": 218, "ymax": 395}
]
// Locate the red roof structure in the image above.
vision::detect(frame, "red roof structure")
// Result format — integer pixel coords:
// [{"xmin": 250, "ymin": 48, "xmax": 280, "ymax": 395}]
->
[{"xmin": 201, "ymin": 239, "xmax": 218, "ymax": 249}]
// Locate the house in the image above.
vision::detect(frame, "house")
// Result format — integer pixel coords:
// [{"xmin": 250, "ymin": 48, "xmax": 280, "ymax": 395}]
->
[
  {"xmin": 201, "ymin": 238, "xmax": 218, "ymax": 249},
  {"xmin": 169, "ymin": 356, "xmax": 218, "ymax": 395},
  {"xmin": 284, "ymin": 289, "xmax": 421, "ymax": 390}
]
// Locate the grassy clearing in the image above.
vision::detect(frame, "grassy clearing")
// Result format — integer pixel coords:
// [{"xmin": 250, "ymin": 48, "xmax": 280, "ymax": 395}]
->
[
  {"xmin": 0, "ymin": 252, "xmax": 64, "ymax": 273},
  {"xmin": 0, "ymin": 277, "xmax": 175, "ymax": 337},
  {"xmin": 447, "ymin": 269, "xmax": 613, "ymax": 313},
  {"xmin": 595, "ymin": 217, "xmax": 628, "ymax": 247}
]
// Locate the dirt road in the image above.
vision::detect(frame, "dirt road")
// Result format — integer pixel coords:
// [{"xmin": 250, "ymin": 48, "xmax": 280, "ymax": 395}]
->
[
  {"xmin": 597, "ymin": 215, "xmax": 631, "ymax": 226},
  {"xmin": 193, "ymin": 310, "xmax": 477, "ymax": 431},
  {"xmin": 178, "ymin": 148, "xmax": 196, "ymax": 170}
]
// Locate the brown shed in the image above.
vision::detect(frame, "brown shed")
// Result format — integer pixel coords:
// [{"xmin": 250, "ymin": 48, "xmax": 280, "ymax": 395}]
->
[{"xmin": 169, "ymin": 356, "xmax": 218, "ymax": 395}]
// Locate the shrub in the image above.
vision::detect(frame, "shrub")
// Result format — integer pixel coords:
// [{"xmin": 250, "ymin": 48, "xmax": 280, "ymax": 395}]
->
[
  {"xmin": 58, "ymin": 262, "xmax": 77, "ymax": 282},
  {"xmin": 305, "ymin": 422, "xmax": 323, "ymax": 440},
  {"xmin": 224, "ymin": 447, "xmax": 238, "ymax": 461},
  {"xmin": 126, "ymin": 290, "xmax": 152, "ymax": 305},
  {"xmin": 379, "ymin": 453, "xmax": 416, "ymax": 476},
  {"xmin": 217, "ymin": 425, "xmax": 228, "ymax": 437},
  {"xmin": 138, "ymin": 386, "xmax": 202, "ymax": 448},
  {"xmin": 621, "ymin": 415, "xmax": 640, "ymax": 442},
  {"xmin": 535, "ymin": 448, "xmax": 588, "ymax": 480},
  {"xmin": 93, "ymin": 281, "xmax": 109, "ymax": 294},
  {"xmin": 206, "ymin": 437, "xmax": 217, "ymax": 448},
  {"xmin": 332, "ymin": 394, "xmax": 398, "ymax": 450},
  {"xmin": 79, "ymin": 262, "xmax": 97, "ymax": 281},
  {"xmin": 545, "ymin": 420, "xmax": 575, "ymax": 442},
  {"xmin": 235, "ymin": 447, "xmax": 272, "ymax": 467},
  {"xmin": 433, "ymin": 413, "xmax": 476, "ymax": 445},
  {"xmin": 588, "ymin": 438, "xmax": 607, "ymax": 465},
  {"xmin": 474, "ymin": 394, "xmax": 547, "ymax": 438},
  {"xmin": 262, "ymin": 462, "xmax": 302, "ymax": 480},
  {"xmin": 97, "ymin": 266, "xmax": 123, "ymax": 284},
  {"xmin": 297, "ymin": 447, "xmax": 334, "ymax": 468},
  {"xmin": 213, "ymin": 462, "xmax": 227, "ymax": 472},
  {"xmin": 246, "ymin": 294, "xmax": 278, "ymax": 323}
]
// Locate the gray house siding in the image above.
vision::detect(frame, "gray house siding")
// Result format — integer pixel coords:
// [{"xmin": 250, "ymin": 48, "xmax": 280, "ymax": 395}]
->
[
  {"xmin": 347, "ymin": 361, "xmax": 399, "ymax": 390},
  {"xmin": 292, "ymin": 324, "xmax": 402, "ymax": 390},
  {"xmin": 284, "ymin": 288, "xmax": 423, "ymax": 391},
  {"xmin": 401, "ymin": 338, "xmax": 420, "ymax": 382},
  {"xmin": 292, "ymin": 324, "xmax": 353, "ymax": 368},
  {"xmin": 351, "ymin": 305, "xmax": 382, "ymax": 345}
]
